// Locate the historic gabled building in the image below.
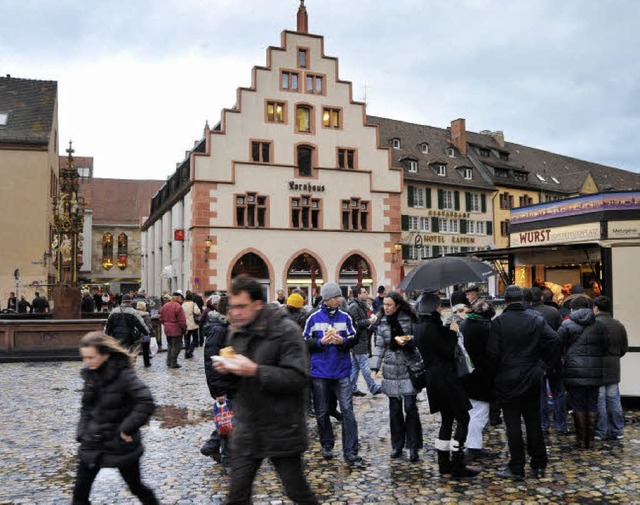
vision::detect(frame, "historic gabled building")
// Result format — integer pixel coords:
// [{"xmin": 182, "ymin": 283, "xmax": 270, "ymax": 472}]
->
[
  {"xmin": 141, "ymin": 3, "xmax": 403, "ymax": 299},
  {"xmin": 367, "ymin": 116, "xmax": 496, "ymax": 276},
  {"xmin": 0, "ymin": 76, "xmax": 59, "ymax": 303},
  {"xmin": 448, "ymin": 120, "xmax": 640, "ymax": 248}
]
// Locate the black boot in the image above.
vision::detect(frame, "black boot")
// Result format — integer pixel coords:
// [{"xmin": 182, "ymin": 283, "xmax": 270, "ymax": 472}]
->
[
  {"xmin": 451, "ymin": 442, "xmax": 480, "ymax": 479},
  {"xmin": 435, "ymin": 439, "xmax": 452, "ymax": 475},
  {"xmin": 585, "ymin": 411, "xmax": 598, "ymax": 449},
  {"xmin": 573, "ymin": 411, "xmax": 587, "ymax": 448}
]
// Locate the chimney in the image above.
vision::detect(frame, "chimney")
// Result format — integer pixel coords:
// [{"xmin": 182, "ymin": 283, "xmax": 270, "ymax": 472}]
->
[
  {"xmin": 450, "ymin": 118, "xmax": 467, "ymax": 155},
  {"xmin": 297, "ymin": 0, "xmax": 308, "ymax": 33},
  {"xmin": 490, "ymin": 131, "xmax": 505, "ymax": 148}
]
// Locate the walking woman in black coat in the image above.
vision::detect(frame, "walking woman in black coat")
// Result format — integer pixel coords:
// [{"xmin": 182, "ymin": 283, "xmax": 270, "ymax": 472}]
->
[
  {"xmin": 73, "ymin": 332, "xmax": 158, "ymax": 505},
  {"xmin": 414, "ymin": 293, "xmax": 479, "ymax": 479}
]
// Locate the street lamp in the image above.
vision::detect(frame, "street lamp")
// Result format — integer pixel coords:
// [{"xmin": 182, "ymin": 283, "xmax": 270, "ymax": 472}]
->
[{"xmin": 391, "ymin": 242, "xmax": 402, "ymax": 263}]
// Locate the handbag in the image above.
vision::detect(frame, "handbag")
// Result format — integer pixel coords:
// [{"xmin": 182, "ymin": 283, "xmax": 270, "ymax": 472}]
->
[
  {"xmin": 149, "ymin": 337, "xmax": 159, "ymax": 356},
  {"xmin": 406, "ymin": 349, "xmax": 428, "ymax": 391},
  {"xmin": 454, "ymin": 335, "xmax": 475, "ymax": 378}
]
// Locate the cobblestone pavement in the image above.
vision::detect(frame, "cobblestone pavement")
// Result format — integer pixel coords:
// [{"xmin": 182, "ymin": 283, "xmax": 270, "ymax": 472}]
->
[{"xmin": 2, "ymin": 348, "xmax": 640, "ymax": 504}]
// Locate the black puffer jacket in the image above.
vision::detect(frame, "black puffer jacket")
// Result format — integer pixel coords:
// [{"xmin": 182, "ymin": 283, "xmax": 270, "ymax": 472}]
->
[
  {"xmin": 77, "ymin": 354, "xmax": 155, "ymax": 467},
  {"xmin": 203, "ymin": 310, "xmax": 231, "ymax": 398},
  {"xmin": 596, "ymin": 312, "xmax": 628, "ymax": 385},
  {"xmin": 212, "ymin": 304, "xmax": 310, "ymax": 458},
  {"xmin": 415, "ymin": 311, "xmax": 471, "ymax": 415},
  {"xmin": 347, "ymin": 298, "xmax": 373, "ymax": 355},
  {"xmin": 559, "ymin": 308, "xmax": 609, "ymax": 387},
  {"xmin": 460, "ymin": 314, "xmax": 493, "ymax": 402},
  {"xmin": 487, "ymin": 303, "xmax": 559, "ymax": 403},
  {"xmin": 104, "ymin": 306, "xmax": 149, "ymax": 347}
]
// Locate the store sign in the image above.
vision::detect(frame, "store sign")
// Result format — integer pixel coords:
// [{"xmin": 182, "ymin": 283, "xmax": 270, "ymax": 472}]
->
[
  {"xmin": 608, "ymin": 220, "xmax": 640, "ymax": 239},
  {"xmin": 174, "ymin": 229, "xmax": 185, "ymax": 241},
  {"xmin": 426, "ymin": 209, "xmax": 470, "ymax": 219},
  {"xmin": 510, "ymin": 223, "xmax": 601, "ymax": 247},
  {"xmin": 288, "ymin": 181, "xmax": 325, "ymax": 192}
]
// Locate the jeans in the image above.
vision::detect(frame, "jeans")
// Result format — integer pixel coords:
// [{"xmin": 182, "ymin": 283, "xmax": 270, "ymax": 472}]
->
[
  {"xmin": 72, "ymin": 458, "xmax": 158, "ymax": 504},
  {"xmin": 389, "ymin": 395, "xmax": 422, "ymax": 451},
  {"xmin": 350, "ymin": 353, "xmax": 379, "ymax": 393},
  {"xmin": 466, "ymin": 399, "xmax": 490, "ymax": 449},
  {"xmin": 166, "ymin": 335, "xmax": 182, "ymax": 367},
  {"xmin": 226, "ymin": 453, "xmax": 318, "ymax": 504},
  {"xmin": 596, "ymin": 383, "xmax": 625, "ymax": 438},
  {"xmin": 540, "ymin": 373, "xmax": 567, "ymax": 432},
  {"xmin": 502, "ymin": 382, "xmax": 547, "ymax": 474},
  {"xmin": 311, "ymin": 377, "xmax": 359, "ymax": 456}
]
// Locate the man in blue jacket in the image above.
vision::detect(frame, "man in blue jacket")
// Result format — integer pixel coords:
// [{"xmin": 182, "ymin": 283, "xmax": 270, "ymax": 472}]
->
[{"xmin": 304, "ymin": 282, "xmax": 360, "ymax": 464}]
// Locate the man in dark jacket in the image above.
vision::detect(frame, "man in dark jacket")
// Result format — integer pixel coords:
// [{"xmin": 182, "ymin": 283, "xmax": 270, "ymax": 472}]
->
[
  {"xmin": 530, "ymin": 287, "xmax": 566, "ymax": 435},
  {"xmin": 158, "ymin": 292, "xmax": 187, "ymax": 369},
  {"xmin": 104, "ymin": 295, "xmax": 149, "ymax": 349},
  {"xmin": 487, "ymin": 285, "xmax": 559, "ymax": 480},
  {"xmin": 213, "ymin": 275, "xmax": 318, "ymax": 505},
  {"xmin": 593, "ymin": 296, "xmax": 628, "ymax": 441},
  {"xmin": 347, "ymin": 285, "xmax": 381, "ymax": 397},
  {"xmin": 32, "ymin": 292, "xmax": 47, "ymax": 313}
]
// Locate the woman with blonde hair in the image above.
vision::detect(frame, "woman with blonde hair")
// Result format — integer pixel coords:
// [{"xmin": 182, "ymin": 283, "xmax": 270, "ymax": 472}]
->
[{"xmin": 73, "ymin": 332, "xmax": 158, "ymax": 504}]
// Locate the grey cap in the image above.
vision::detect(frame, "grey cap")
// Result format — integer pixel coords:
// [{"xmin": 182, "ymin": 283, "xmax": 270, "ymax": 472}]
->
[
  {"xmin": 321, "ymin": 282, "xmax": 342, "ymax": 300},
  {"xmin": 504, "ymin": 285, "xmax": 524, "ymax": 303}
]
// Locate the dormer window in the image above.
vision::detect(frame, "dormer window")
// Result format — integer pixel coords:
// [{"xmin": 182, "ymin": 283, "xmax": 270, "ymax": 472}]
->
[
  {"xmin": 478, "ymin": 147, "xmax": 491, "ymax": 157},
  {"xmin": 551, "ymin": 176, "xmax": 560, "ymax": 184},
  {"xmin": 514, "ymin": 171, "xmax": 528, "ymax": 182},
  {"xmin": 420, "ymin": 143, "xmax": 429, "ymax": 154},
  {"xmin": 463, "ymin": 168, "xmax": 472, "ymax": 180},
  {"xmin": 391, "ymin": 138, "xmax": 401, "ymax": 149},
  {"xmin": 434, "ymin": 164, "xmax": 446, "ymax": 176},
  {"xmin": 494, "ymin": 167, "xmax": 509, "ymax": 179},
  {"xmin": 536, "ymin": 173, "xmax": 546, "ymax": 182},
  {"xmin": 446, "ymin": 147, "xmax": 455, "ymax": 158},
  {"xmin": 403, "ymin": 159, "xmax": 418, "ymax": 173},
  {"xmin": 498, "ymin": 151, "xmax": 509, "ymax": 161}
]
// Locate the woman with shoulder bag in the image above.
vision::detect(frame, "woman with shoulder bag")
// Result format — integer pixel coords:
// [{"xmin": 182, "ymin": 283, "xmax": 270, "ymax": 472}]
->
[
  {"xmin": 73, "ymin": 331, "xmax": 158, "ymax": 504},
  {"xmin": 371, "ymin": 291, "xmax": 423, "ymax": 462},
  {"xmin": 414, "ymin": 292, "xmax": 479, "ymax": 479}
]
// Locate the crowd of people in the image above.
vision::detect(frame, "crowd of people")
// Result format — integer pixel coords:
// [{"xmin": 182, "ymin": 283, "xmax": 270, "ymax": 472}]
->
[{"xmin": 70, "ymin": 277, "xmax": 629, "ymax": 503}]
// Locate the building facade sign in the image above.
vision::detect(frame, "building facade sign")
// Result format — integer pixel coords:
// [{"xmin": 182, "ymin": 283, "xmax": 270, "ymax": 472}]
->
[
  {"xmin": 608, "ymin": 220, "xmax": 640, "ymax": 239},
  {"xmin": 510, "ymin": 191, "xmax": 640, "ymax": 225},
  {"xmin": 510, "ymin": 223, "xmax": 601, "ymax": 247},
  {"xmin": 288, "ymin": 181, "xmax": 325, "ymax": 192},
  {"xmin": 426, "ymin": 209, "xmax": 470, "ymax": 219}
]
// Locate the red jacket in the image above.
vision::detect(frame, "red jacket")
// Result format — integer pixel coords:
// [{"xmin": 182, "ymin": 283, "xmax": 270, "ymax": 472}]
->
[{"xmin": 159, "ymin": 301, "xmax": 187, "ymax": 337}]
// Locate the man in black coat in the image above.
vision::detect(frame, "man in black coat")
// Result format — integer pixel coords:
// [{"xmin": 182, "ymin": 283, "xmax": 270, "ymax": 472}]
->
[
  {"xmin": 213, "ymin": 275, "xmax": 318, "ymax": 505},
  {"xmin": 487, "ymin": 285, "xmax": 559, "ymax": 480},
  {"xmin": 593, "ymin": 295, "xmax": 628, "ymax": 440},
  {"xmin": 104, "ymin": 295, "xmax": 149, "ymax": 349}
]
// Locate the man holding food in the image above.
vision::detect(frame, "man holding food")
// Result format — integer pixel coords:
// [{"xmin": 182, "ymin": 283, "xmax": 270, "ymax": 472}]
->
[
  {"xmin": 303, "ymin": 282, "xmax": 361, "ymax": 464},
  {"xmin": 213, "ymin": 275, "xmax": 318, "ymax": 505}
]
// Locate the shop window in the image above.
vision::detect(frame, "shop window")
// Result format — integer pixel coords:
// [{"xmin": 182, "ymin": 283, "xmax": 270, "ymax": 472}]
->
[
  {"xmin": 341, "ymin": 198, "xmax": 370, "ymax": 231},
  {"xmin": 291, "ymin": 195, "xmax": 321, "ymax": 229},
  {"xmin": 281, "ymin": 70, "xmax": 300, "ymax": 92},
  {"xmin": 298, "ymin": 48, "xmax": 308, "ymax": 68},
  {"xmin": 296, "ymin": 105, "xmax": 312, "ymax": 133},
  {"xmin": 296, "ymin": 145, "xmax": 314, "ymax": 176},
  {"xmin": 102, "ymin": 232, "xmax": 113, "ymax": 270},
  {"xmin": 306, "ymin": 73, "xmax": 324, "ymax": 94},
  {"xmin": 322, "ymin": 107, "xmax": 341, "ymax": 128},
  {"xmin": 338, "ymin": 148, "xmax": 356, "ymax": 169},
  {"xmin": 266, "ymin": 101, "xmax": 285, "ymax": 123},
  {"xmin": 236, "ymin": 193, "xmax": 268, "ymax": 228},
  {"xmin": 251, "ymin": 141, "xmax": 271, "ymax": 163}
]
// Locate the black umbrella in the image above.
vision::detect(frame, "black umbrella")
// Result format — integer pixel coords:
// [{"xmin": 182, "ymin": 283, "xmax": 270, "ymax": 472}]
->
[{"xmin": 397, "ymin": 256, "xmax": 497, "ymax": 292}]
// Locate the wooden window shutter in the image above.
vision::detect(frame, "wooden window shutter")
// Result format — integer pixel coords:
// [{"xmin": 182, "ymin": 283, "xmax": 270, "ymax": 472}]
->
[
  {"xmin": 481, "ymin": 194, "xmax": 487, "ymax": 213},
  {"xmin": 408, "ymin": 186, "xmax": 414, "ymax": 207},
  {"xmin": 454, "ymin": 191, "xmax": 460, "ymax": 210},
  {"xmin": 401, "ymin": 215, "xmax": 409, "ymax": 231}
]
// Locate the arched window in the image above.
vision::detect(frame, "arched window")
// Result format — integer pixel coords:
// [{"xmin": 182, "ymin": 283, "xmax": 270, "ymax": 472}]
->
[
  {"xmin": 102, "ymin": 233, "xmax": 113, "ymax": 270},
  {"xmin": 117, "ymin": 233, "xmax": 128, "ymax": 270},
  {"xmin": 297, "ymin": 145, "xmax": 313, "ymax": 177}
]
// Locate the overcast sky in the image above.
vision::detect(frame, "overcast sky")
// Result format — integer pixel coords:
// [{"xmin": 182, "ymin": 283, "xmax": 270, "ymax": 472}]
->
[{"xmin": 2, "ymin": 0, "xmax": 639, "ymax": 180}]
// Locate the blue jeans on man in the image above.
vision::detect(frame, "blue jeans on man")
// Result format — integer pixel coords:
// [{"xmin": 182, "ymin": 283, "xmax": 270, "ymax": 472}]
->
[
  {"xmin": 540, "ymin": 374, "xmax": 567, "ymax": 433},
  {"xmin": 311, "ymin": 376, "xmax": 359, "ymax": 459},
  {"xmin": 350, "ymin": 353, "xmax": 380, "ymax": 394},
  {"xmin": 596, "ymin": 383, "xmax": 624, "ymax": 439}
]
